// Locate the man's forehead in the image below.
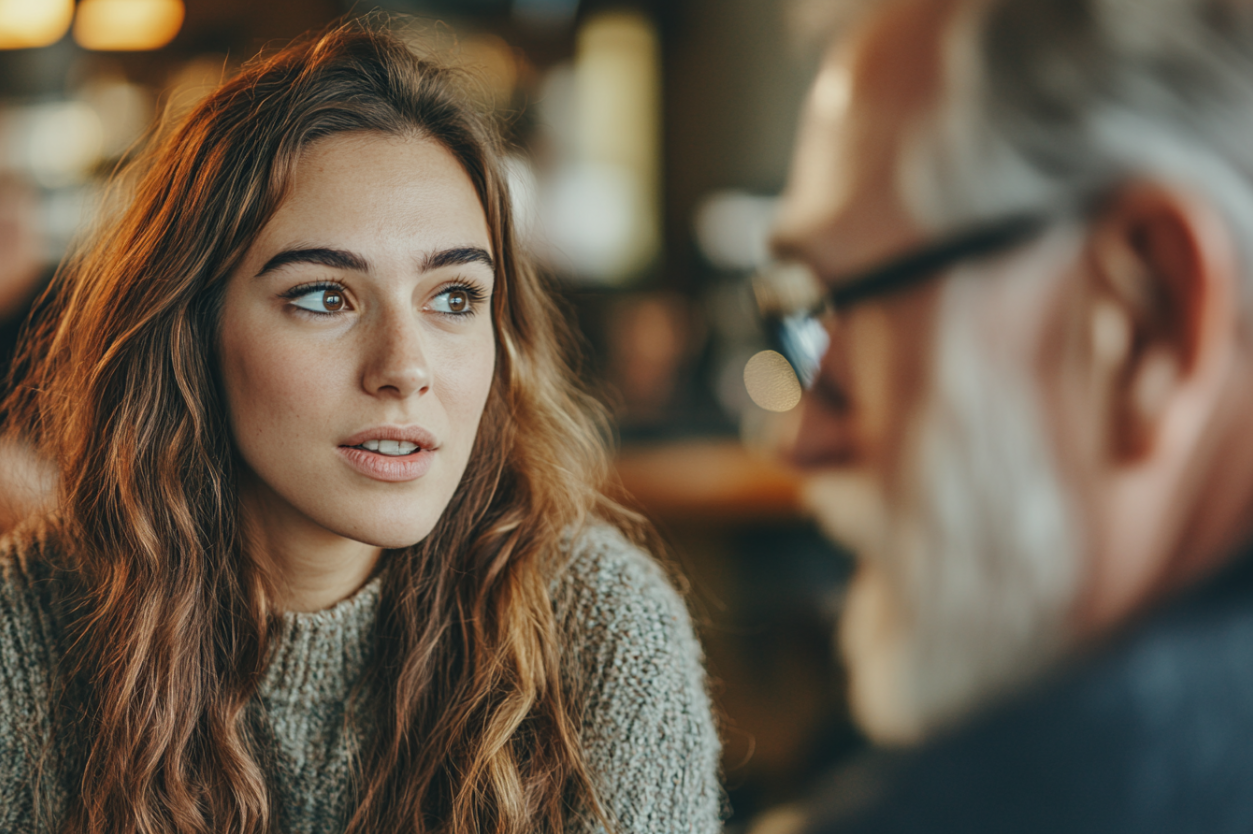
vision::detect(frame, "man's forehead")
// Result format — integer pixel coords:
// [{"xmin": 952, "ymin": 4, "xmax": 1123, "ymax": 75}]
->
[
  {"xmin": 850, "ymin": 0, "xmax": 955, "ymax": 115},
  {"xmin": 772, "ymin": 0, "xmax": 962, "ymax": 271}
]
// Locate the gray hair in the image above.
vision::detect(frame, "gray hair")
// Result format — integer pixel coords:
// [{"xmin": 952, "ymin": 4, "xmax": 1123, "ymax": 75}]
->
[{"xmin": 899, "ymin": 0, "xmax": 1253, "ymax": 312}]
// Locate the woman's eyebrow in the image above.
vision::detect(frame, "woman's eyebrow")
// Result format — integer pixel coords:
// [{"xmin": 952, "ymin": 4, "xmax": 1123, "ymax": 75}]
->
[
  {"xmin": 255, "ymin": 247, "xmax": 369, "ymax": 277},
  {"xmin": 255, "ymin": 246, "xmax": 493, "ymax": 278},
  {"xmin": 421, "ymin": 246, "xmax": 494, "ymax": 272}
]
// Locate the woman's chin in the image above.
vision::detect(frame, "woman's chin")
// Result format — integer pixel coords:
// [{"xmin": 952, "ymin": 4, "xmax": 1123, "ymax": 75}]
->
[
  {"xmin": 341, "ymin": 520, "xmax": 437, "ymax": 551},
  {"xmin": 305, "ymin": 506, "xmax": 441, "ymax": 551}
]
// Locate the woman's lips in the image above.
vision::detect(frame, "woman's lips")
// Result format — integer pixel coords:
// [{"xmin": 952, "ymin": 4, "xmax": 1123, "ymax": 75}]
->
[
  {"xmin": 340, "ymin": 425, "xmax": 438, "ymax": 449},
  {"xmin": 336, "ymin": 445, "xmax": 434, "ymax": 482}
]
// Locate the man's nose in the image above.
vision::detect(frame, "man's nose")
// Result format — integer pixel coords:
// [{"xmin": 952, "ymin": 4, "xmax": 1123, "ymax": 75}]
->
[{"xmin": 361, "ymin": 308, "xmax": 432, "ymax": 399}]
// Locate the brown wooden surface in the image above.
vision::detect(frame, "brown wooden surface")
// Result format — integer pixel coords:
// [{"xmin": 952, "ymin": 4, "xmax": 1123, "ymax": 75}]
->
[{"xmin": 614, "ymin": 439, "xmax": 804, "ymax": 522}]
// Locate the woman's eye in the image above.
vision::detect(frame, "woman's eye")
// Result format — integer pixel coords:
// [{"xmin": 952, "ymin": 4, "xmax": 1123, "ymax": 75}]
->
[
  {"xmin": 290, "ymin": 287, "xmax": 347, "ymax": 314},
  {"xmin": 430, "ymin": 287, "xmax": 474, "ymax": 315}
]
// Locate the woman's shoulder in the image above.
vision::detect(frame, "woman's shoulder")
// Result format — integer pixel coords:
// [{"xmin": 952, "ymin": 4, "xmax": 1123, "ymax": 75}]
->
[
  {"xmin": 553, "ymin": 522, "xmax": 684, "ymax": 614},
  {"xmin": 0, "ymin": 517, "xmax": 62, "ymax": 641},
  {"xmin": 0, "ymin": 517, "xmax": 64, "ymax": 687},
  {"xmin": 551, "ymin": 523, "xmax": 701, "ymax": 666},
  {"xmin": 0, "ymin": 518, "xmax": 64, "ymax": 812},
  {"xmin": 552, "ymin": 522, "xmax": 724, "ymax": 834}
]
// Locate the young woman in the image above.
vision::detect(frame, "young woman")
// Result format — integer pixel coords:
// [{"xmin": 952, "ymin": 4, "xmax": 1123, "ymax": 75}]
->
[{"xmin": 0, "ymin": 23, "xmax": 721, "ymax": 834}]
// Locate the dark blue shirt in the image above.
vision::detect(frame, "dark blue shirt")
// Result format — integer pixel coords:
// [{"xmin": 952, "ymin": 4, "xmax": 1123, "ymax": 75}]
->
[{"xmin": 808, "ymin": 552, "xmax": 1253, "ymax": 834}]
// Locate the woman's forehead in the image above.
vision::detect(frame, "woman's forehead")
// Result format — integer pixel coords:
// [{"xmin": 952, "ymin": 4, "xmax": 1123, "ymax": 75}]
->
[{"xmin": 252, "ymin": 132, "xmax": 493, "ymax": 268}]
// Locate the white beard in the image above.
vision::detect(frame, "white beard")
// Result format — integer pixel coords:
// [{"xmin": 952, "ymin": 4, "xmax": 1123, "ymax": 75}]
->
[{"xmin": 805, "ymin": 257, "xmax": 1084, "ymax": 745}]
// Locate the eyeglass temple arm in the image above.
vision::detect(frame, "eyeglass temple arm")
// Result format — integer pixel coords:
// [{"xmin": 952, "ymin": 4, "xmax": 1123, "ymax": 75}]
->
[{"xmin": 824, "ymin": 212, "xmax": 1056, "ymax": 311}]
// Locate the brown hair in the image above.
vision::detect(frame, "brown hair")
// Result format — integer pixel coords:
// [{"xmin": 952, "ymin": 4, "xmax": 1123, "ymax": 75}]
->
[{"xmin": 5, "ymin": 20, "xmax": 641, "ymax": 834}]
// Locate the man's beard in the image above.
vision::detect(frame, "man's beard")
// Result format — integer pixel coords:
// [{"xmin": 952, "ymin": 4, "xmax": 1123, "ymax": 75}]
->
[{"xmin": 804, "ymin": 264, "xmax": 1083, "ymax": 745}]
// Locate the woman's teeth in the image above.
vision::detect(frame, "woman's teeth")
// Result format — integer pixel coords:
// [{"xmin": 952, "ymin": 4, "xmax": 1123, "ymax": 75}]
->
[{"xmin": 358, "ymin": 439, "xmax": 420, "ymax": 456}]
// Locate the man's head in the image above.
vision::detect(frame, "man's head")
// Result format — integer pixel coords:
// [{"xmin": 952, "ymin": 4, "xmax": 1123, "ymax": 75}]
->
[{"xmin": 773, "ymin": 0, "xmax": 1253, "ymax": 743}]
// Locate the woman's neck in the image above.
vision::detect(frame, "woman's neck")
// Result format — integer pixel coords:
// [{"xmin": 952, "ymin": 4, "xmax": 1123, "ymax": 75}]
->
[
  {"xmin": 239, "ymin": 481, "xmax": 384, "ymax": 613},
  {"xmin": 265, "ymin": 532, "xmax": 382, "ymax": 613}
]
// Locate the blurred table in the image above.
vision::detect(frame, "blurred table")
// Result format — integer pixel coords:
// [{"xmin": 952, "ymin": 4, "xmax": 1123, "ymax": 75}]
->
[{"xmin": 614, "ymin": 439, "xmax": 804, "ymax": 522}]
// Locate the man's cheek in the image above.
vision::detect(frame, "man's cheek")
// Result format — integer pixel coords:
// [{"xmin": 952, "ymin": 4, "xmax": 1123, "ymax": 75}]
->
[{"xmin": 801, "ymin": 471, "xmax": 890, "ymax": 560}]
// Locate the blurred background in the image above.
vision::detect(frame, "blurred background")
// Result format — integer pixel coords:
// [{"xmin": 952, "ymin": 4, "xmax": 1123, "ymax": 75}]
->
[{"xmin": 0, "ymin": 0, "xmax": 858, "ymax": 826}]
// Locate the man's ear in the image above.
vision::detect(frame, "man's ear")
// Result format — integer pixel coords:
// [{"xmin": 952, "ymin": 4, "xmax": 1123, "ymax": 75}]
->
[{"xmin": 1085, "ymin": 183, "xmax": 1239, "ymax": 463}]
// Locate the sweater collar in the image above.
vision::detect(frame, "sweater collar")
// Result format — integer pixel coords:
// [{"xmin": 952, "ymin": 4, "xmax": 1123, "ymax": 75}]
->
[{"xmin": 258, "ymin": 575, "xmax": 382, "ymax": 707}]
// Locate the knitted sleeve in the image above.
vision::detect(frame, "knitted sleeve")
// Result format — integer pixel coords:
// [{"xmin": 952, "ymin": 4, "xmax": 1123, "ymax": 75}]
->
[
  {"xmin": 0, "ymin": 526, "xmax": 61, "ymax": 831},
  {"xmin": 555, "ymin": 525, "xmax": 724, "ymax": 834}
]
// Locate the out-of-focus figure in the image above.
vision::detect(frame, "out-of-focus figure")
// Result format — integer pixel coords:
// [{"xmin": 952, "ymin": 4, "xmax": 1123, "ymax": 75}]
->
[
  {"xmin": 0, "ymin": 174, "xmax": 53, "ymax": 533},
  {"xmin": 759, "ymin": 0, "xmax": 1253, "ymax": 830},
  {"xmin": 0, "ymin": 175, "xmax": 43, "ymax": 321}
]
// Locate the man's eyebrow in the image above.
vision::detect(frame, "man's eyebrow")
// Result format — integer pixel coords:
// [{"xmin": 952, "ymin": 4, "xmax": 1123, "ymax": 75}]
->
[
  {"xmin": 421, "ymin": 247, "xmax": 494, "ymax": 272},
  {"xmin": 256, "ymin": 247, "xmax": 370, "ymax": 277}
]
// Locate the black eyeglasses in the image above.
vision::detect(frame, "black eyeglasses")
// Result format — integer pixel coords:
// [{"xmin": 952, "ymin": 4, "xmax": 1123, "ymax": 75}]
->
[{"xmin": 754, "ymin": 210, "xmax": 1062, "ymax": 388}]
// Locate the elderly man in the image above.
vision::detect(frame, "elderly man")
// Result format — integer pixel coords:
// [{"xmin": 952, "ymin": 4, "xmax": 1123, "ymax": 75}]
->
[{"xmin": 759, "ymin": 0, "xmax": 1253, "ymax": 830}]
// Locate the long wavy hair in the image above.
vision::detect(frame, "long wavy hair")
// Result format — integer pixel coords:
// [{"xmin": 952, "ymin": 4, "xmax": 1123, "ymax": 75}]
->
[{"xmin": 4, "ymin": 21, "xmax": 642, "ymax": 834}]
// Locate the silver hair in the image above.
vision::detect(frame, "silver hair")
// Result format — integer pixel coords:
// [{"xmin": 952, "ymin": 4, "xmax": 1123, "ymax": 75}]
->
[{"xmin": 899, "ymin": 0, "xmax": 1253, "ymax": 311}]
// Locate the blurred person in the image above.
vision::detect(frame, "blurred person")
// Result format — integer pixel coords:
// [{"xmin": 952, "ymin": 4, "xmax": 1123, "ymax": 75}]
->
[
  {"xmin": 757, "ymin": 0, "xmax": 1253, "ymax": 830},
  {"xmin": 0, "ymin": 174, "xmax": 44, "ymax": 325},
  {"xmin": 607, "ymin": 292, "xmax": 692, "ymax": 433},
  {"xmin": 0, "ymin": 174, "xmax": 53, "ymax": 532},
  {"xmin": 0, "ymin": 24, "xmax": 720, "ymax": 834}
]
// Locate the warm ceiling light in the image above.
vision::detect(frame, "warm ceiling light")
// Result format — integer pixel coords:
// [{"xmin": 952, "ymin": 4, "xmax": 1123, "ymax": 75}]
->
[
  {"xmin": 0, "ymin": 0, "xmax": 73, "ymax": 49},
  {"xmin": 73, "ymin": 0, "xmax": 184, "ymax": 52}
]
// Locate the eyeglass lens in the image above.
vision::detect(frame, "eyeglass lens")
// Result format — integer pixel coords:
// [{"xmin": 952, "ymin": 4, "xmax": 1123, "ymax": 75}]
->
[{"xmin": 776, "ymin": 311, "xmax": 829, "ymax": 389}]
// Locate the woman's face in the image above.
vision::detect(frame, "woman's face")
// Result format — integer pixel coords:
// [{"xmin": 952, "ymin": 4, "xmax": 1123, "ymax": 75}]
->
[{"xmin": 218, "ymin": 131, "xmax": 497, "ymax": 550}]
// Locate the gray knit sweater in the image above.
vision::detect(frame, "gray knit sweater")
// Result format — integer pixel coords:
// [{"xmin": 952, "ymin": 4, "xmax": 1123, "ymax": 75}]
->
[{"xmin": 0, "ymin": 523, "xmax": 722, "ymax": 833}]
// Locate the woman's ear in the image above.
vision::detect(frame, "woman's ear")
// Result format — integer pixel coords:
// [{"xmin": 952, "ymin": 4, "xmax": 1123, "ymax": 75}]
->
[{"xmin": 1085, "ymin": 182, "xmax": 1239, "ymax": 464}]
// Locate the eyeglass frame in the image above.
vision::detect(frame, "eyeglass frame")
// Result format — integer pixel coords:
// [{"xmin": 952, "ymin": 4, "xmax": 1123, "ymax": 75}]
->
[{"xmin": 755, "ymin": 200, "xmax": 1096, "ymax": 388}]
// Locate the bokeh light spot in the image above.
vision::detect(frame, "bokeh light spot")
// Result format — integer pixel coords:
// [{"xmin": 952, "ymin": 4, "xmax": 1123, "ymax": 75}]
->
[
  {"xmin": 73, "ymin": 0, "xmax": 184, "ymax": 52},
  {"xmin": 744, "ymin": 350, "xmax": 802, "ymax": 413},
  {"xmin": 0, "ymin": 0, "xmax": 73, "ymax": 50}
]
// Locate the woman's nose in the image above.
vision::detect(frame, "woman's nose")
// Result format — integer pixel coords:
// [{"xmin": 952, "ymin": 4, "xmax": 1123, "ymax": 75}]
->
[{"xmin": 361, "ymin": 309, "xmax": 432, "ymax": 399}]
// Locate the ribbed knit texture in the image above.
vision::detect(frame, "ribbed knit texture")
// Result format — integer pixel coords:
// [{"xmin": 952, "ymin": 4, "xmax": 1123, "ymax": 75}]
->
[{"xmin": 0, "ymin": 523, "xmax": 722, "ymax": 833}]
